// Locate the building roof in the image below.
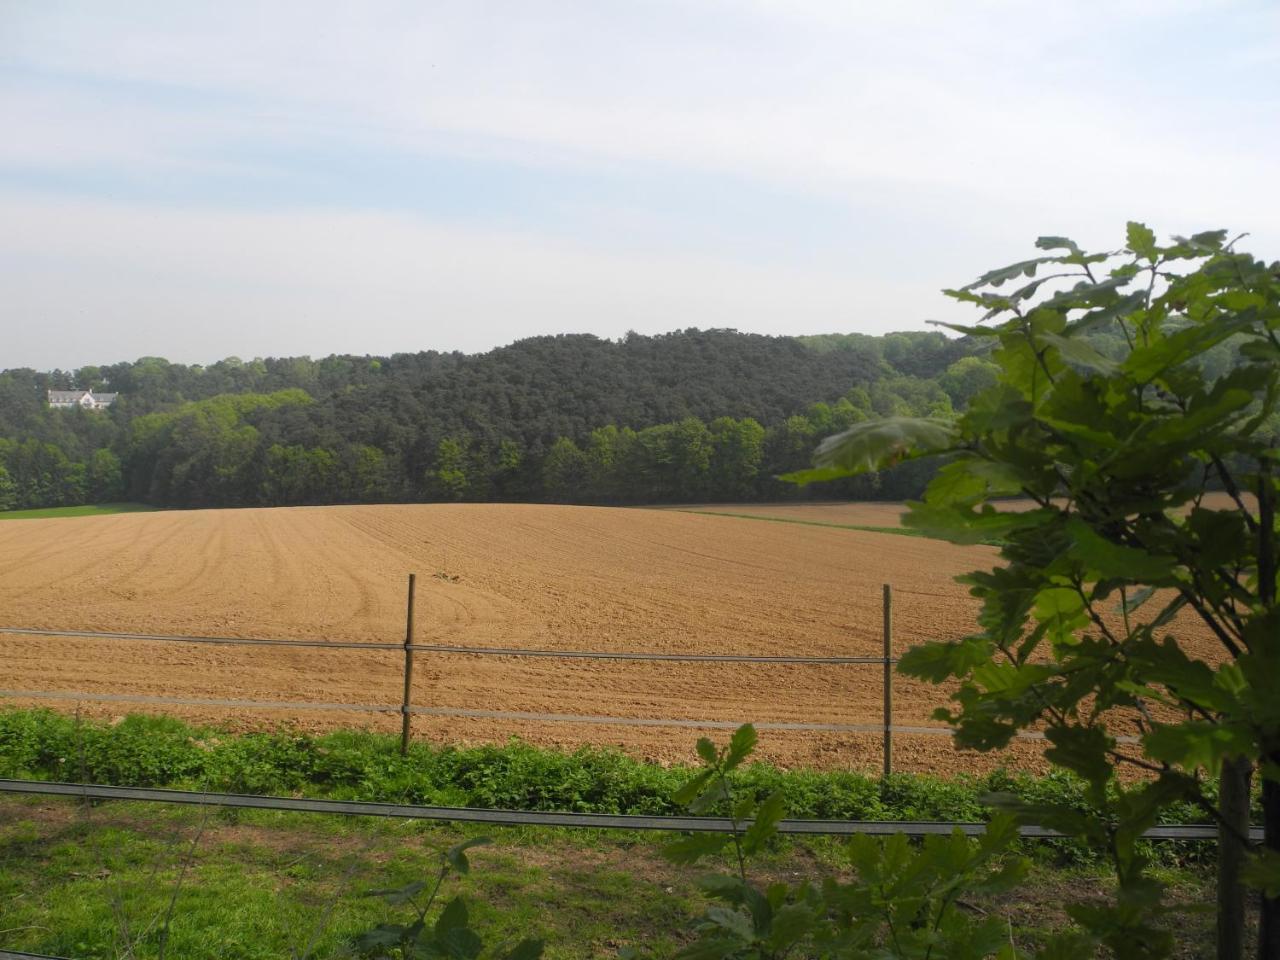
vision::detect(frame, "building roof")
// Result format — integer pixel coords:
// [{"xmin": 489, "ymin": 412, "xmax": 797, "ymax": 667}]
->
[{"xmin": 47, "ymin": 389, "xmax": 117, "ymax": 403}]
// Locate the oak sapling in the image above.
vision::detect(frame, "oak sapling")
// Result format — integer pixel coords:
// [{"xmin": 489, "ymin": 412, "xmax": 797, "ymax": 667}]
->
[
  {"xmin": 658, "ymin": 723, "xmax": 1026, "ymax": 960},
  {"xmin": 353, "ymin": 837, "xmax": 543, "ymax": 960},
  {"xmin": 790, "ymin": 225, "xmax": 1280, "ymax": 957}
]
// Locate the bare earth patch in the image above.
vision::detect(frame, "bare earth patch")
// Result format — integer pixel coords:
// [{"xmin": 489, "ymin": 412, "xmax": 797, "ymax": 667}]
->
[{"xmin": 0, "ymin": 503, "xmax": 1219, "ymax": 772}]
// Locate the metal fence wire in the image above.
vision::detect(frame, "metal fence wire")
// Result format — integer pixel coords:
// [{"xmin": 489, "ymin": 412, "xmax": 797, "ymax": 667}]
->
[
  {"xmin": 0, "ymin": 578, "xmax": 1142, "ymax": 759},
  {"xmin": 0, "ymin": 576, "xmax": 1243, "ymax": 960}
]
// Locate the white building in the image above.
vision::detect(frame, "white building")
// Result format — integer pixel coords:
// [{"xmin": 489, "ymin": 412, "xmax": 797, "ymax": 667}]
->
[{"xmin": 47, "ymin": 389, "xmax": 118, "ymax": 410}]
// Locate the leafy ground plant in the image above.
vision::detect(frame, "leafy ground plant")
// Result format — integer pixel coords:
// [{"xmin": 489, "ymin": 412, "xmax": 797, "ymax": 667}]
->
[
  {"xmin": 652, "ymin": 724, "xmax": 1027, "ymax": 959},
  {"xmin": 353, "ymin": 837, "xmax": 542, "ymax": 960}
]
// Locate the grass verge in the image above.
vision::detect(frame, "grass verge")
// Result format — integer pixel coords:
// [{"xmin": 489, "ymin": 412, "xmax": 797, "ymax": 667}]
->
[
  {"xmin": 0, "ymin": 503, "xmax": 156, "ymax": 520},
  {"xmin": 676, "ymin": 508, "xmax": 926, "ymax": 538},
  {"xmin": 0, "ymin": 708, "xmax": 1232, "ymax": 957},
  {"xmin": 0, "ymin": 795, "xmax": 1224, "ymax": 959},
  {"xmin": 0, "ymin": 795, "xmax": 700, "ymax": 959}
]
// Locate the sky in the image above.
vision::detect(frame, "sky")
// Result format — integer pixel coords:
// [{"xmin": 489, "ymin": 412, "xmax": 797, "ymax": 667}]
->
[{"xmin": 2, "ymin": 1, "xmax": 1278, "ymax": 370}]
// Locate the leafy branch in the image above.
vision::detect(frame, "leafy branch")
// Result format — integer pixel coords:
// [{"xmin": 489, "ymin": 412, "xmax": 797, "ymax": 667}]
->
[
  {"xmin": 790, "ymin": 222, "xmax": 1280, "ymax": 958},
  {"xmin": 656, "ymin": 724, "xmax": 1027, "ymax": 960},
  {"xmin": 353, "ymin": 837, "xmax": 542, "ymax": 960}
]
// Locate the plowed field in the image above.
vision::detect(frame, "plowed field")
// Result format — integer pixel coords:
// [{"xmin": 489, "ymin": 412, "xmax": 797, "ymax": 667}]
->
[{"xmin": 0, "ymin": 503, "xmax": 1215, "ymax": 772}]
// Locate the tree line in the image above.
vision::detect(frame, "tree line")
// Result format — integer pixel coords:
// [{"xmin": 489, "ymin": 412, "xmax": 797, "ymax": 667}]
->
[{"xmin": 0, "ymin": 328, "xmax": 996, "ymax": 511}]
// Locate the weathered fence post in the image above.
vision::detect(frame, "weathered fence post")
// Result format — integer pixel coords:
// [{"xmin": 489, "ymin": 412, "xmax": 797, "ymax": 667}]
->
[
  {"xmin": 882, "ymin": 582, "xmax": 893, "ymax": 778},
  {"xmin": 400, "ymin": 573, "xmax": 417, "ymax": 757}
]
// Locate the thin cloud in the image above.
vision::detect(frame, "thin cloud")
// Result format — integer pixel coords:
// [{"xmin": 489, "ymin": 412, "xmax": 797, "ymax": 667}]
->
[
  {"xmin": 0, "ymin": 194, "xmax": 929, "ymax": 368},
  {"xmin": 1, "ymin": 1, "xmax": 1276, "ymax": 368}
]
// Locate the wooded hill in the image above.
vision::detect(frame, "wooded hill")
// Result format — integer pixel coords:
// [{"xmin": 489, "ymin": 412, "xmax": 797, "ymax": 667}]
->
[{"xmin": 0, "ymin": 329, "xmax": 994, "ymax": 510}]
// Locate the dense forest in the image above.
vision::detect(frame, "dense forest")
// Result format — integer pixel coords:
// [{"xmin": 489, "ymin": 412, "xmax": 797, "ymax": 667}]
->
[{"xmin": 0, "ymin": 329, "xmax": 997, "ymax": 511}]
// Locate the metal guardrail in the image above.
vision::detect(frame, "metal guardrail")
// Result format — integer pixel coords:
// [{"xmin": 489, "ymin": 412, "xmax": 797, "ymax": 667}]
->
[
  {"xmin": 0, "ymin": 777, "xmax": 1253, "ymax": 960},
  {"xmin": 0, "ymin": 779, "xmax": 1251, "ymax": 841}
]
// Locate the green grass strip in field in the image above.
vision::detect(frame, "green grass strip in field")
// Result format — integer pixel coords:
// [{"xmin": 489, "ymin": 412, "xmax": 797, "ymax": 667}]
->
[
  {"xmin": 677, "ymin": 509, "xmax": 927, "ymax": 539},
  {"xmin": 0, "ymin": 502, "xmax": 155, "ymax": 520}
]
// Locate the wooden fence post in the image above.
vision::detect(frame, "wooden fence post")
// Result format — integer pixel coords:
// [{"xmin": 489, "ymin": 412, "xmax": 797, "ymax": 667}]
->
[
  {"xmin": 882, "ymin": 583, "xmax": 893, "ymax": 779},
  {"xmin": 400, "ymin": 573, "xmax": 417, "ymax": 757}
]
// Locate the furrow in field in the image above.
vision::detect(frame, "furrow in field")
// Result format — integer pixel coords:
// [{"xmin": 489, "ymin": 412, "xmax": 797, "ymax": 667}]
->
[{"xmin": 0, "ymin": 502, "xmax": 1220, "ymax": 771}]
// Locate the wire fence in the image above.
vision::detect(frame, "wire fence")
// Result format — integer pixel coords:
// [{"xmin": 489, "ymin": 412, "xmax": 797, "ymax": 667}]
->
[
  {"xmin": 0, "ymin": 577, "xmax": 1142, "ymax": 758},
  {"xmin": 0, "ymin": 575, "xmax": 1232, "ymax": 960},
  {"xmin": 0, "ymin": 687, "xmax": 1125, "ymax": 742},
  {"xmin": 0, "ymin": 625, "xmax": 885, "ymax": 662}
]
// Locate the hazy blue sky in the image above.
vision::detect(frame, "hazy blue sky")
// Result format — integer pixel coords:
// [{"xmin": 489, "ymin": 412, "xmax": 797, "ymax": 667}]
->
[{"xmin": 2, "ymin": 1, "xmax": 1277, "ymax": 369}]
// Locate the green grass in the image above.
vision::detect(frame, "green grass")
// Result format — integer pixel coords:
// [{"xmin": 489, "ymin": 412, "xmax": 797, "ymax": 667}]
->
[
  {"xmin": 0, "ymin": 502, "xmax": 155, "ymax": 520},
  {"xmin": 679, "ymin": 508, "xmax": 1008, "ymax": 546},
  {"xmin": 0, "ymin": 709, "xmax": 1231, "ymax": 957},
  {"xmin": 0, "ymin": 797, "xmax": 702, "ymax": 959},
  {"xmin": 0, "ymin": 795, "xmax": 1222, "ymax": 959},
  {"xmin": 678, "ymin": 508, "xmax": 928, "ymax": 538}
]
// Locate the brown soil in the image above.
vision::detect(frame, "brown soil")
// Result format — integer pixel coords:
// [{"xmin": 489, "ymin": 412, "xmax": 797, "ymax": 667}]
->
[{"xmin": 0, "ymin": 503, "xmax": 1218, "ymax": 772}]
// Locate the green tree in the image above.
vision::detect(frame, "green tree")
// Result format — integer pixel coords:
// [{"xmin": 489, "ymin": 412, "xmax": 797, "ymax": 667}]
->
[
  {"xmin": 881, "ymin": 330, "xmax": 971, "ymax": 377},
  {"xmin": 87, "ymin": 448, "xmax": 124, "ymax": 502},
  {"xmin": 584, "ymin": 425, "xmax": 634, "ymax": 502},
  {"xmin": 709, "ymin": 417, "xmax": 766, "ymax": 500},
  {"xmin": 791, "ymin": 224, "xmax": 1280, "ymax": 958},
  {"xmin": 4, "ymin": 438, "xmax": 83, "ymax": 507},
  {"xmin": 492, "ymin": 438, "xmax": 523, "ymax": 496},
  {"xmin": 760, "ymin": 416, "xmax": 818, "ymax": 499},
  {"xmin": 125, "ymin": 390, "xmax": 310, "ymax": 506},
  {"xmin": 59, "ymin": 460, "xmax": 87, "ymax": 506},
  {"xmin": 542, "ymin": 436, "xmax": 589, "ymax": 502},
  {"xmin": 939, "ymin": 355, "xmax": 999, "ymax": 407},
  {"xmin": 0, "ymin": 464, "xmax": 16, "ymax": 511},
  {"xmin": 669, "ymin": 416, "xmax": 714, "ymax": 500},
  {"xmin": 1, "ymin": 328, "xmax": 982, "ymax": 511},
  {"xmin": 869, "ymin": 375, "xmax": 953, "ymax": 418},
  {"xmin": 76, "ymin": 365, "xmax": 105, "ymax": 391},
  {"xmin": 805, "ymin": 401, "xmax": 836, "ymax": 437},
  {"xmin": 844, "ymin": 385, "xmax": 873, "ymax": 417},
  {"xmin": 429, "ymin": 437, "xmax": 469, "ymax": 501},
  {"xmin": 829, "ymin": 396, "xmax": 866, "ymax": 431},
  {"xmin": 261, "ymin": 444, "xmax": 337, "ymax": 504},
  {"xmin": 349, "ymin": 445, "xmax": 392, "ymax": 502}
]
